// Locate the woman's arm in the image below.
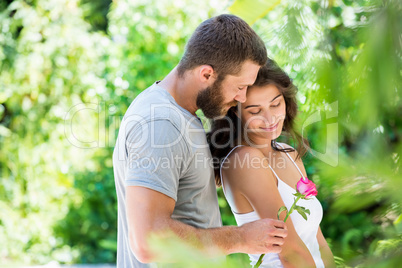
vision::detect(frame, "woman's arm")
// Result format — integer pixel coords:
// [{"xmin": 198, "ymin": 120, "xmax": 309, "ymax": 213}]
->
[
  {"xmin": 316, "ymin": 227, "xmax": 336, "ymax": 268},
  {"xmin": 223, "ymin": 146, "xmax": 316, "ymax": 268}
]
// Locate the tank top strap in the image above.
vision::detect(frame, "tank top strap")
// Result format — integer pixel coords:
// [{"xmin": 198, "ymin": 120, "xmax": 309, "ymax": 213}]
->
[
  {"xmin": 220, "ymin": 145, "xmax": 244, "ymax": 196},
  {"xmin": 276, "ymin": 142, "xmax": 305, "ymax": 178},
  {"xmin": 219, "ymin": 145, "xmax": 244, "ymax": 173},
  {"xmin": 266, "ymin": 164, "xmax": 282, "ymax": 182}
]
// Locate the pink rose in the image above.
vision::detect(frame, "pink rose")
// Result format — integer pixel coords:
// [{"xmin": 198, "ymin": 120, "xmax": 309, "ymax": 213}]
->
[{"xmin": 296, "ymin": 177, "xmax": 317, "ymax": 198}]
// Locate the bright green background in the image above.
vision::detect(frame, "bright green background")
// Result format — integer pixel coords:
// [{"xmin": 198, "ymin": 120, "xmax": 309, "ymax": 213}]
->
[{"xmin": 0, "ymin": 0, "xmax": 401, "ymax": 267}]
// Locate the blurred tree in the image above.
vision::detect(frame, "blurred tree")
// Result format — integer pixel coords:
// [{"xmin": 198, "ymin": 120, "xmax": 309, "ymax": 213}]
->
[
  {"xmin": 79, "ymin": 0, "xmax": 112, "ymax": 32},
  {"xmin": 231, "ymin": 0, "xmax": 402, "ymax": 266},
  {"xmin": 0, "ymin": 0, "xmax": 229, "ymax": 265},
  {"xmin": 0, "ymin": 0, "xmax": 13, "ymax": 11},
  {"xmin": 1, "ymin": 0, "xmax": 401, "ymax": 266},
  {"xmin": 0, "ymin": 0, "xmax": 112, "ymax": 264}
]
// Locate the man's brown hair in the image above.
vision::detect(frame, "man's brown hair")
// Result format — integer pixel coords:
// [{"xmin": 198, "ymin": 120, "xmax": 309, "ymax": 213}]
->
[{"xmin": 177, "ymin": 14, "xmax": 267, "ymax": 78}]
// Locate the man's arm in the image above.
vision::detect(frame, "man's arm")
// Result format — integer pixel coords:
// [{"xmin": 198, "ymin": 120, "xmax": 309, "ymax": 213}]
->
[{"xmin": 126, "ymin": 186, "xmax": 288, "ymax": 263}]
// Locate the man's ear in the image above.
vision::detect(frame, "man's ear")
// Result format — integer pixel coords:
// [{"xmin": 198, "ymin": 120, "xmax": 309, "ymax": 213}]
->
[{"xmin": 198, "ymin": 65, "xmax": 216, "ymax": 84}]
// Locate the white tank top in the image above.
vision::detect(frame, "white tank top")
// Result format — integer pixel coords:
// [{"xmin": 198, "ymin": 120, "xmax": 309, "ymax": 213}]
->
[{"xmin": 220, "ymin": 143, "xmax": 325, "ymax": 268}]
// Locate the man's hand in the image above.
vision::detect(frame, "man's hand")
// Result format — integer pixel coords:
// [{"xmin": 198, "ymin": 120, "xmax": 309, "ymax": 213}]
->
[{"xmin": 238, "ymin": 218, "xmax": 287, "ymax": 254}]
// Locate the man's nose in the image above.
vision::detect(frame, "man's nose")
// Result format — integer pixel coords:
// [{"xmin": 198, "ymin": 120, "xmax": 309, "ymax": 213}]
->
[{"xmin": 234, "ymin": 88, "xmax": 247, "ymax": 103}]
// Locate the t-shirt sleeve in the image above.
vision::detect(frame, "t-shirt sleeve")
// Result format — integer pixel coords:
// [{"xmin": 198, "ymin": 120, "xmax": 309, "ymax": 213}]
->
[{"xmin": 124, "ymin": 119, "xmax": 189, "ymax": 202}]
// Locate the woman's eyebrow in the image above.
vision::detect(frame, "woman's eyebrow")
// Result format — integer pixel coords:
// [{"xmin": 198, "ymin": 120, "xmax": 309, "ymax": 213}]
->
[
  {"xmin": 245, "ymin": 104, "xmax": 260, "ymax": 109},
  {"xmin": 245, "ymin": 94, "xmax": 283, "ymax": 109},
  {"xmin": 271, "ymin": 94, "xmax": 282, "ymax": 102}
]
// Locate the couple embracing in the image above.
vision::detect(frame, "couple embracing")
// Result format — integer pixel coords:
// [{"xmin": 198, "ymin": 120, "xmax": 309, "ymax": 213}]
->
[{"xmin": 113, "ymin": 14, "xmax": 335, "ymax": 268}]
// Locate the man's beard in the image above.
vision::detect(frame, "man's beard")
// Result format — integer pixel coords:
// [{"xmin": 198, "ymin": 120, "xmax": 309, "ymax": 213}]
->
[{"xmin": 196, "ymin": 80, "xmax": 237, "ymax": 119}]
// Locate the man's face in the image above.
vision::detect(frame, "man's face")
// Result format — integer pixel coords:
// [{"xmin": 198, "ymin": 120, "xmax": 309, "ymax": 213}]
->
[{"xmin": 196, "ymin": 60, "xmax": 261, "ymax": 119}]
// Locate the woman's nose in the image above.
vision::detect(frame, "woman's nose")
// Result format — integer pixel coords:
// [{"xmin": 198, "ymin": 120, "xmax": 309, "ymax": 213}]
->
[{"xmin": 263, "ymin": 110, "xmax": 276, "ymax": 125}]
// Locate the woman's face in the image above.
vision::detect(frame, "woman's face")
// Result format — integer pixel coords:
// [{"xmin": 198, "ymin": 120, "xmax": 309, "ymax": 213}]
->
[{"xmin": 238, "ymin": 84, "xmax": 286, "ymax": 143}]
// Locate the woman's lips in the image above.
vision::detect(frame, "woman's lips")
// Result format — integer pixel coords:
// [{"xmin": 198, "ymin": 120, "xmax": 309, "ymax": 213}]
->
[{"xmin": 260, "ymin": 122, "xmax": 279, "ymax": 132}]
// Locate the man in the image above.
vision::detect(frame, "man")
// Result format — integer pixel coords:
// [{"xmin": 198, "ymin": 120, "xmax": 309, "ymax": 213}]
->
[{"xmin": 113, "ymin": 14, "xmax": 288, "ymax": 267}]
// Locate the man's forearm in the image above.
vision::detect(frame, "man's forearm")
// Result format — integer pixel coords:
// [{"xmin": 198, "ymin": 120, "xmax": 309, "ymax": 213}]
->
[
  {"xmin": 149, "ymin": 218, "xmax": 243, "ymax": 260},
  {"xmin": 146, "ymin": 217, "xmax": 286, "ymax": 263}
]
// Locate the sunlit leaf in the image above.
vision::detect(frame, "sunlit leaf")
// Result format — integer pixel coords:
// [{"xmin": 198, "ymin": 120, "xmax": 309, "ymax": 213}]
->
[{"xmin": 228, "ymin": 0, "xmax": 281, "ymax": 25}]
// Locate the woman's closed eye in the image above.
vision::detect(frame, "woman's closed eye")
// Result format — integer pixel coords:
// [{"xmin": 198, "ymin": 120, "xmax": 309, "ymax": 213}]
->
[
  {"xmin": 272, "ymin": 101, "xmax": 281, "ymax": 108},
  {"xmin": 250, "ymin": 109, "xmax": 261, "ymax": 115}
]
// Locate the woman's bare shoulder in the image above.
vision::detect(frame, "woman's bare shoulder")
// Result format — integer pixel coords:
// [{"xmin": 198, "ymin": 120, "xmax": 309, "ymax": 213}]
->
[
  {"xmin": 222, "ymin": 146, "xmax": 276, "ymax": 185},
  {"xmin": 223, "ymin": 145, "xmax": 266, "ymax": 170},
  {"xmin": 228, "ymin": 145, "xmax": 265, "ymax": 159}
]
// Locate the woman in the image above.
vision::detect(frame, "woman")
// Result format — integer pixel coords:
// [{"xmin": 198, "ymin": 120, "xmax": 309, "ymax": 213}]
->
[{"xmin": 207, "ymin": 59, "xmax": 335, "ymax": 268}]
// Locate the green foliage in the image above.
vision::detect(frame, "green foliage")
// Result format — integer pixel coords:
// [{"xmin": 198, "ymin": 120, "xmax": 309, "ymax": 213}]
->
[
  {"xmin": 237, "ymin": 0, "xmax": 402, "ymax": 266},
  {"xmin": 0, "ymin": 0, "xmax": 111, "ymax": 264},
  {"xmin": 1, "ymin": 0, "xmax": 401, "ymax": 266},
  {"xmin": 80, "ymin": 0, "xmax": 112, "ymax": 32},
  {"xmin": 228, "ymin": 0, "xmax": 281, "ymax": 25},
  {"xmin": 0, "ymin": 0, "xmax": 228, "ymax": 265}
]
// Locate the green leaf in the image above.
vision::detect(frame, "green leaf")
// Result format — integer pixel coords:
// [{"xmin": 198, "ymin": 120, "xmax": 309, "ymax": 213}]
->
[
  {"xmin": 304, "ymin": 208, "xmax": 310, "ymax": 215},
  {"xmin": 99, "ymin": 239, "xmax": 117, "ymax": 251},
  {"xmin": 228, "ymin": 0, "xmax": 282, "ymax": 25},
  {"xmin": 295, "ymin": 206, "xmax": 308, "ymax": 221},
  {"xmin": 293, "ymin": 192, "xmax": 302, "ymax": 198},
  {"xmin": 394, "ymin": 214, "xmax": 402, "ymax": 233},
  {"xmin": 277, "ymin": 206, "xmax": 288, "ymax": 220},
  {"xmin": 295, "ymin": 206, "xmax": 310, "ymax": 216}
]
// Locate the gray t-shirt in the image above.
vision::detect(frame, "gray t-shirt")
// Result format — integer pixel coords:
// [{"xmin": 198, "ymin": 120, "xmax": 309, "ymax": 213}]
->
[{"xmin": 113, "ymin": 83, "xmax": 222, "ymax": 267}]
